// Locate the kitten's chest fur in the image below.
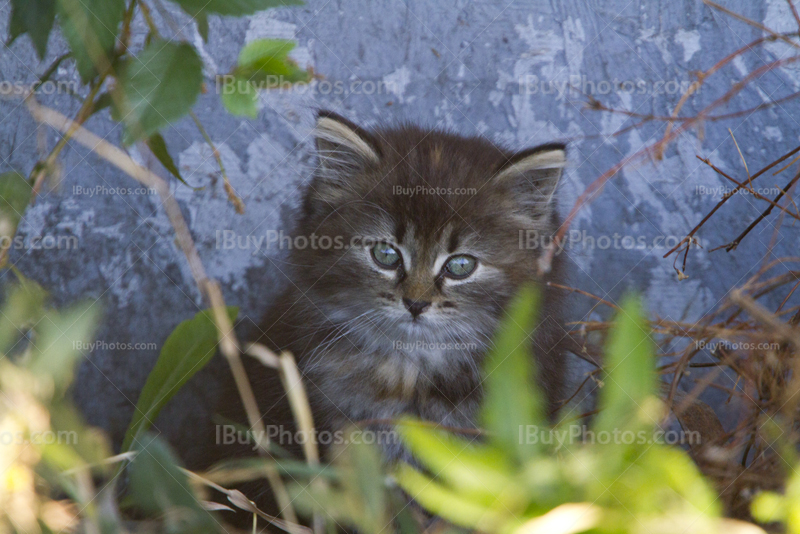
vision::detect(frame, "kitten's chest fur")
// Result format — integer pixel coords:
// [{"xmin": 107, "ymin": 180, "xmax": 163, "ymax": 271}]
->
[
  {"xmin": 255, "ymin": 275, "xmax": 565, "ymax": 465},
  {"xmin": 255, "ymin": 294, "xmax": 485, "ymax": 462}
]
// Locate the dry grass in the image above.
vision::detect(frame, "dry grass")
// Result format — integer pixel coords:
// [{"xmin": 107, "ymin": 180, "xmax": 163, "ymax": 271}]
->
[{"xmin": 557, "ymin": 138, "xmax": 800, "ymax": 518}]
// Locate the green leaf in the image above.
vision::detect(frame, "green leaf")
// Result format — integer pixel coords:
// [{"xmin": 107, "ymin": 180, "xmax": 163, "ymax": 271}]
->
[
  {"xmin": 89, "ymin": 92, "xmax": 113, "ymax": 116},
  {"xmin": 289, "ymin": 437, "xmax": 388, "ymax": 533},
  {"xmin": 397, "ymin": 418, "xmax": 512, "ymax": 502},
  {"xmin": 173, "ymin": 0, "xmax": 302, "ymax": 18},
  {"xmin": 209, "ymin": 456, "xmax": 338, "ymax": 483},
  {"xmin": 751, "ymin": 492, "xmax": 785, "ymax": 525},
  {"xmin": 0, "ymin": 171, "xmax": 32, "ymax": 243},
  {"xmin": 593, "ymin": 294, "xmax": 657, "ymax": 436},
  {"xmin": 9, "ymin": 0, "xmax": 56, "ymax": 59},
  {"xmin": 597, "ymin": 444, "xmax": 719, "ymax": 519},
  {"xmin": 219, "ymin": 39, "xmax": 310, "ymax": 117},
  {"xmin": 0, "ymin": 171, "xmax": 31, "ymax": 268},
  {"xmin": 121, "ymin": 306, "xmax": 238, "ymax": 453},
  {"xmin": 30, "ymin": 300, "xmax": 100, "ymax": 391},
  {"xmin": 0, "ymin": 268, "xmax": 47, "ymax": 352},
  {"xmin": 338, "ymin": 438, "xmax": 387, "ymax": 532},
  {"xmin": 394, "ymin": 464, "xmax": 502, "ymax": 530},
  {"xmin": 234, "ymin": 39, "xmax": 309, "ymax": 83},
  {"xmin": 129, "ymin": 435, "xmax": 219, "ymax": 532},
  {"xmin": 195, "ymin": 12, "xmax": 209, "ymax": 42},
  {"xmin": 220, "ymin": 76, "xmax": 259, "ymax": 118},
  {"xmin": 480, "ymin": 284, "xmax": 545, "ymax": 463},
  {"xmin": 146, "ymin": 133, "xmax": 186, "ymax": 184},
  {"xmin": 56, "ymin": 0, "xmax": 124, "ymax": 82},
  {"xmin": 44, "ymin": 403, "xmax": 113, "ymax": 471},
  {"xmin": 112, "ymin": 40, "xmax": 203, "ymax": 145}
]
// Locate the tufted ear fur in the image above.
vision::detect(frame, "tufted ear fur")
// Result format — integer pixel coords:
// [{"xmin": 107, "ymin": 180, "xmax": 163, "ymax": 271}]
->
[
  {"xmin": 306, "ymin": 110, "xmax": 382, "ymax": 209},
  {"xmin": 493, "ymin": 143, "xmax": 566, "ymax": 222},
  {"xmin": 313, "ymin": 109, "xmax": 380, "ymax": 180}
]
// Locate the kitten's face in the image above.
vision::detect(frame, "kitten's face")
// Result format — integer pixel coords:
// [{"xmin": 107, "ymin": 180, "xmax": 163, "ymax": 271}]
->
[{"xmin": 291, "ymin": 112, "xmax": 565, "ymax": 371}]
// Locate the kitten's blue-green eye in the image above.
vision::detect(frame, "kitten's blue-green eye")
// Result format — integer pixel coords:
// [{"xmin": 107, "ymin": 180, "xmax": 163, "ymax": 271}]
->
[
  {"xmin": 371, "ymin": 243, "xmax": 402, "ymax": 269},
  {"xmin": 444, "ymin": 255, "xmax": 477, "ymax": 279}
]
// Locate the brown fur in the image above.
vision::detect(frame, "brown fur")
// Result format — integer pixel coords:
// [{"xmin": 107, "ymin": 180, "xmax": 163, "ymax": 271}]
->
[{"xmin": 211, "ymin": 111, "xmax": 569, "ymax": 513}]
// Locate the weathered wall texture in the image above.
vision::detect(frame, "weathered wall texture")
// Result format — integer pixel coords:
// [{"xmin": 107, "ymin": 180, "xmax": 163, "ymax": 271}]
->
[{"xmin": 1, "ymin": 0, "xmax": 798, "ymax": 453}]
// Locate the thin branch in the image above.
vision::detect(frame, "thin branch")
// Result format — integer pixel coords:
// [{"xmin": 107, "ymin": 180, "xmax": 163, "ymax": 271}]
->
[
  {"xmin": 540, "ymin": 54, "xmax": 800, "ymax": 275},
  {"xmin": 139, "ymin": 1, "xmax": 245, "ymax": 214},
  {"xmin": 728, "ymin": 129, "xmax": 751, "ymax": 185},
  {"xmin": 23, "ymin": 95, "xmax": 300, "ymax": 529},
  {"xmin": 189, "ymin": 111, "xmax": 245, "ymax": 214},
  {"xmin": 718, "ymin": 169, "xmax": 800, "ymax": 251},
  {"xmin": 29, "ymin": 72, "xmax": 109, "ymax": 200},
  {"xmin": 704, "ymin": 0, "xmax": 800, "ymax": 50},
  {"xmin": 788, "ymin": 0, "xmax": 800, "ymax": 33},
  {"xmin": 696, "ymin": 156, "xmax": 800, "ymax": 222},
  {"xmin": 545, "ymin": 282, "xmax": 620, "ymax": 310},
  {"xmin": 663, "ymin": 145, "xmax": 800, "ymax": 260}
]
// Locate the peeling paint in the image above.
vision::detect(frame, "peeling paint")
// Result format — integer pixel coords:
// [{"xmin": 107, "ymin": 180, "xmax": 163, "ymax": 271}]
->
[
  {"xmin": 638, "ymin": 27, "xmax": 673, "ymax": 66},
  {"xmin": 674, "ymin": 29, "xmax": 701, "ymax": 63},
  {"xmin": 383, "ymin": 66, "xmax": 412, "ymax": 104}
]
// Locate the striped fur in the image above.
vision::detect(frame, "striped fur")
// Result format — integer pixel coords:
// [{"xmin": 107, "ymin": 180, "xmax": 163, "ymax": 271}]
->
[{"xmin": 248, "ymin": 111, "xmax": 569, "ymax": 466}]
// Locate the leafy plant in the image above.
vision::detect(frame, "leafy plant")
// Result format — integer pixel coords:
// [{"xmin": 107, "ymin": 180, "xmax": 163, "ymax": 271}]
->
[
  {"xmin": 128, "ymin": 435, "xmax": 221, "ymax": 534},
  {"xmin": 0, "ymin": 172, "xmax": 33, "ymax": 267},
  {"xmin": 7, "ymin": 0, "xmax": 310, "ymax": 213},
  {"xmin": 0, "ymin": 273, "xmax": 218, "ymax": 533},
  {"xmin": 220, "ymin": 39, "xmax": 310, "ymax": 118},
  {"xmin": 112, "ymin": 40, "xmax": 204, "ymax": 145},
  {"xmin": 392, "ymin": 289, "xmax": 731, "ymax": 533},
  {"xmin": 121, "ymin": 306, "xmax": 238, "ymax": 453}
]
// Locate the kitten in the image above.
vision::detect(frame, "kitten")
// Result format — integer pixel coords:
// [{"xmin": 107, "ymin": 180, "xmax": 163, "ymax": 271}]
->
[{"xmin": 246, "ymin": 110, "xmax": 569, "ymax": 465}]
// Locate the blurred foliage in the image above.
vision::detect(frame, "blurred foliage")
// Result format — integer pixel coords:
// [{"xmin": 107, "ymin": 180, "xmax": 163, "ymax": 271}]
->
[
  {"xmin": 0, "ymin": 173, "xmax": 33, "ymax": 268},
  {"xmin": 275, "ymin": 287, "xmax": 778, "ymax": 534},
  {"xmin": 111, "ymin": 40, "xmax": 204, "ymax": 145},
  {"xmin": 391, "ymin": 289, "xmax": 748, "ymax": 534},
  {"xmin": 2, "ymin": 271, "xmax": 800, "ymax": 533},
  {"xmin": 0, "ymin": 272, "xmax": 221, "ymax": 533},
  {"xmin": 220, "ymin": 39, "xmax": 311, "ymax": 118}
]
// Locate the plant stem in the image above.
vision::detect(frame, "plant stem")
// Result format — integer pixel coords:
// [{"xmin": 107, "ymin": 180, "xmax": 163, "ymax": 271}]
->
[
  {"xmin": 29, "ymin": 74, "xmax": 107, "ymax": 199},
  {"xmin": 189, "ymin": 111, "xmax": 246, "ymax": 214},
  {"xmin": 25, "ymin": 96, "xmax": 297, "ymax": 529},
  {"xmin": 139, "ymin": 1, "xmax": 245, "ymax": 214}
]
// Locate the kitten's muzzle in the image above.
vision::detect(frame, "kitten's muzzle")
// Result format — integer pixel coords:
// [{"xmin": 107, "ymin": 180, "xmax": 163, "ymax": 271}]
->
[{"xmin": 403, "ymin": 297, "xmax": 431, "ymax": 318}]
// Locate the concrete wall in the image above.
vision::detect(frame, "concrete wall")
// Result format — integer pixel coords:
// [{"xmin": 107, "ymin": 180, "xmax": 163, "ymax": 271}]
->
[{"xmin": 1, "ymin": 0, "xmax": 798, "ymax": 453}]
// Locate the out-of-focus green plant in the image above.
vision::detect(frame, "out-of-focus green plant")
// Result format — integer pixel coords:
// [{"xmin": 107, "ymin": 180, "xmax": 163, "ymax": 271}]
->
[
  {"xmin": 219, "ymin": 38, "xmax": 310, "ymax": 119},
  {"xmin": 0, "ymin": 271, "xmax": 106, "ymax": 533},
  {"xmin": 0, "ymin": 272, "xmax": 222, "ymax": 533},
  {"xmin": 0, "ymin": 172, "xmax": 33, "ymax": 268},
  {"xmin": 750, "ymin": 426, "xmax": 800, "ymax": 534},
  {"xmin": 8, "ymin": 0, "xmax": 308, "ymax": 135},
  {"xmin": 277, "ymin": 435, "xmax": 421, "ymax": 534},
  {"xmin": 392, "ymin": 286, "xmax": 762, "ymax": 534}
]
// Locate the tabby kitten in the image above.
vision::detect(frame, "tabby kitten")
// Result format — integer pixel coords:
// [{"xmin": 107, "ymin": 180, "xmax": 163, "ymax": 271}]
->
[{"xmin": 251, "ymin": 110, "xmax": 568, "ymax": 464}]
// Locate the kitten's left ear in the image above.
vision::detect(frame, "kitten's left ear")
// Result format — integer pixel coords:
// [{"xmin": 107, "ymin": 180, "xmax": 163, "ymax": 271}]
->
[
  {"xmin": 493, "ymin": 143, "xmax": 566, "ymax": 220},
  {"xmin": 314, "ymin": 110, "xmax": 381, "ymax": 178},
  {"xmin": 307, "ymin": 111, "xmax": 381, "ymax": 209}
]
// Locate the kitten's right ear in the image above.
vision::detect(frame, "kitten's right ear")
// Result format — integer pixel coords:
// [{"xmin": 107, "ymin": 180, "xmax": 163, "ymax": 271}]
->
[
  {"xmin": 493, "ymin": 143, "xmax": 566, "ymax": 223},
  {"xmin": 313, "ymin": 110, "xmax": 381, "ymax": 181}
]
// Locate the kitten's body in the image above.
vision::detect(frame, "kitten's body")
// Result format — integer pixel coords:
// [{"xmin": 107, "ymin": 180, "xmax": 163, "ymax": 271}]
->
[{"xmin": 246, "ymin": 112, "xmax": 569, "ymax": 464}]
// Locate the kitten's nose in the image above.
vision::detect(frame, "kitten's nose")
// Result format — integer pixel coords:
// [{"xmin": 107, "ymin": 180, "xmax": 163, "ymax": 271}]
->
[{"xmin": 403, "ymin": 298, "xmax": 431, "ymax": 317}]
